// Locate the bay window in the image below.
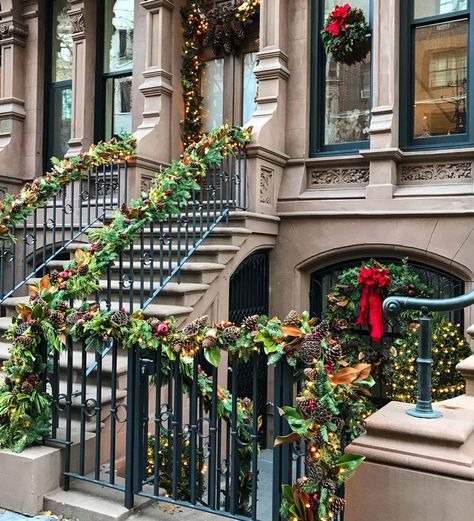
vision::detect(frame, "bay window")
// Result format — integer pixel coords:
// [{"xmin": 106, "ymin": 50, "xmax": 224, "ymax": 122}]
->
[{"xmin": 400, "ymin": 0, "xmax": 473, "ymax": 148}]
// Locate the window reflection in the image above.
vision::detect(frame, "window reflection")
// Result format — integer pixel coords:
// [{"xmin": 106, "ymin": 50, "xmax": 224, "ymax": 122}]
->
[
  {"xmin": 414, "ymin": 20, "xmax": 468, "ymax": 137},
  {"xmin": 242, "ymin": 52, "xmax": 258, "ymax": 124},
  {"xmin": 104, "ymin": 0, "xmax": 134, "ymax": 73},
  {"xmin": 52, "ymin": 0, "xmax": 73, "ymax": 82},
  {"xmin": 201, "ymin": 58, "xmax": 224, "ymax": 132},
  {"xmin": 414, "ymin": 0, "xmax": 467, "ymax": 19}
]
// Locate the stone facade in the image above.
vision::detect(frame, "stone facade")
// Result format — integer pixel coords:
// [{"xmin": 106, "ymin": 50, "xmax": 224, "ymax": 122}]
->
[{"xmin": 1, "ymin": 0, "xmax": 474, "ymax": 324}]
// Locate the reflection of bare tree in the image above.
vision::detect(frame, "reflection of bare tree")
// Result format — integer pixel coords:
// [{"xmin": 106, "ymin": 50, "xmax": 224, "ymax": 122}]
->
[{"xmin": 54, "ymin": 3, "xmax": 73, "ymax": 81}]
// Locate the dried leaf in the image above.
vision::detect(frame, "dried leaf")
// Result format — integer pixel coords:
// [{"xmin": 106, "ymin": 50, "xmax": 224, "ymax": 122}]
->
[
  {"xmin": 20, "ymin": 305, "xmax": 32, "ymax": 323},
  {"xmin": 0, "ymin": 225, "xmax": 9, "ymax": 234},
  {"xmin": 336, "ymin": 299, "xmax": 349, "ymax": 307},
  {"xmin": 39, "ymin": 274, "xmax": 52, "ymax": 291},
  {"xmin": 281, "ymin": 326, "xmax": 302, "ymax": 338},
  {"xmin": 274, "ymin": 432, "xmax": 300, "ymax": 447},
  {"xmin": 331, "ymin": 367, "xmax": 359, "ymax": 385},
  {"xmin": 358, "ymin": 351, "xmax": 365, "ymax": 361},
  {"xmin": 352, "ymin": 363, "xmax": 372, "ymax": 381}
]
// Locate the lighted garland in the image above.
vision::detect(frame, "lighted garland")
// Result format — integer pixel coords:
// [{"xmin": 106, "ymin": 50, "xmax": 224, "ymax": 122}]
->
[
  {"xmin": 0, "ymin": 135, "xmax": 136, "ymax": 243},
  {"xmin": 181, "ymin": 1, "xmax": 260, "ymax": 146}
]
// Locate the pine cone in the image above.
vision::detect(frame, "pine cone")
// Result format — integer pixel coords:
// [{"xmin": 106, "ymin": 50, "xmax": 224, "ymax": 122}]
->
[
  {"xmin": 241, "ymin": 314, "xmax": 259, "ymax": 331},
  {"xmin": 12, "ymin": 202, "xmax": 24, "ymax": 213},
  {"xmin": 333, "ymin": 417, "xmax": 345, "ymax": 433},
  {"xmin": 230, "ymin": 17, "xmax": 245, "ymax": 39},
  {"xmin": 222, "ymin": 325, "xmax": 240, "ymax": 344},
  {"xmin": 316, "ymin": 319, "xmax": 331, "ymax": 336},
  {"xmin": 56, "ymin": 300, "xmax": 69, "ymax": 312},
  {"xmin": 171, "ymin": 339, "xmax": 185, "ymax": 353},
  {"xmin": 304, "ymin": 368, "xmax": 319, "ymax": 382},
  {"xmin": 119, "ymin": 232, "xmax": 128, "ymax": 241},
  {"xmin": 325, "ymin": 343, "xmax": 343, "ymax": 366},
  {"xmin": 223, "ymin": 35, "xmax": 233, "ymax": 54},
  {"xmin": 78, "ymin": 265, "xmax": 89, "ymax": 276},
  {"xmin": 322, "ymin": 478, "xmax": 337, "ymax": 495},
  {"xmin": 328, "ymin": 496, "xmax": 346, "ymax": 514},
  {"xmin": 297, "ymin": 397, "xmax": 318, "ymax": 417},
  {"xmin": 299, "ymin": 337, "xmax": 321, "ymax": 364},
  {"xmin": 311, "ymin": 432, "xmax": 325, "ymax": 447},
  {"xmin": 295, "ymin": 476, "xmax": 309, "ymax": 491},
  {"xmin": 50, "ymin": 270, "xmax": 60, "ymax": 285},
  {"xmin": 110, "ymin": 310, "xmax": 129, "ymax": 327},
  {"xmin": 49, "ymin": 312, "xmax": 65, "ymax": 328},
  {"xmin": 17, "ymin": 336, "xmax": 33, "ymax": 348},
  {"xmin": 195, "ymin": 315, "xmax": 209, "ymax": 328},
  {"xmin": 183, "ymin": 321, "xmax": 200, "ymax": 337},
  {"xmin": 307, "ymin": 462, "xmax": 323, "ymax": 483},
  {"xmin": 312, "ymin": 403, "xmax": 333, "ymax": 424},
  {"xmin": 146, "ymin": 317, "xmax": 161, "ymax": 328},
  {"xmin": 66, "ymin": 312, "xmax": 84, "ymax": 325},
  {"xmin": 283, "ymin": 310, "xmax": 301, "ymax": 327},
  {"xmin": 21, "ymin": 381, "xmax": 34, "ymax": 395},
  {"xmin": 202, "ymin": 336, "xmax": 217, "ymax": 349},
  {"xmin": 15, "ymin": 322, "xmax": 31, "ymax": 337}
]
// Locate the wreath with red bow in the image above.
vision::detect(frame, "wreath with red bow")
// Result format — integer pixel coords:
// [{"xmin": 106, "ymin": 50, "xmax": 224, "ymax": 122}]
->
[{"xmin": 320, "ymin": 3, "xmax": 370, "ymax": 66}]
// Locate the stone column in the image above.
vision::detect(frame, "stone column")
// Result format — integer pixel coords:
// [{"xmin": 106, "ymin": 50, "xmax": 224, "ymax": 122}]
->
[
  {"xmin": 246, "ymin": 0, "xmax": 289, "ymax": 215},
  {"xmin": 0, "ymin": 0, "xmax": 28, "ymax": 181},
  {"xmin": 66, "ymin": 0, "xmax": 97, "ymax": 156},
  {"xmin": 364, "ymin": 0, "xmax": 400, "ymax": 199}
]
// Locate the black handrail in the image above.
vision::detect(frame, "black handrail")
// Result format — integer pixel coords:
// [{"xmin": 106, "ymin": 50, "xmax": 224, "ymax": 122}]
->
[{"xmin": 383, "ymin": 289, "xmax": 474, "ymax": 419}]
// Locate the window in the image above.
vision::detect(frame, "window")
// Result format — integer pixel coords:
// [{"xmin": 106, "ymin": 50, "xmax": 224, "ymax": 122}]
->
[
  {"xmin": 200, "ymin": 3, "xmax": 259, "ymax": 131},
  {"xmin": 401, "ymin": 0, "xmax": 473, "ymax": 148},
  {"xmin": 44, "ymin": 0, "xmax": 73, "ymax": 165},
  {"xmin": 310, "ymin": 0, "xmax": 372, "ymax": 155},
  {"xmin": 96, "ymin": 0, "xmax": 134, "ymax": 140}
]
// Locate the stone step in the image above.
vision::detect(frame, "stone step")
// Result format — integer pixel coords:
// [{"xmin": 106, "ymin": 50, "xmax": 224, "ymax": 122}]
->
[{"xmin": 46, "ymin": 259, "xmax": 226, "ymax": 285}]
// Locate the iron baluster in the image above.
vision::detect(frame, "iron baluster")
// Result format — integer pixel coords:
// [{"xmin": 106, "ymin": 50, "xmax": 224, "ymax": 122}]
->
[
  {"xmin": 189, "ymin": 357, "xmax": 199, "ymax": 504},
  {"xmin": 64, "ymin": 337, "xmax": 74, "ymax": 491},
  {"xmin": 79, "ymin": 340, "xmax": 87, "ymax": 476},
  {"xmin": 124, "ymin": 346, "xmax": 136, "ymax": 509},
  {"xmin": 153, "ymin": 346, "xmax": 163, "ymax": 496},
  {"xmin": 140, "ymin": 229, "xmax": 145, "ymax": 308},
  {"xmin": 229, "ymin": 356, "xmax": 240, "ymax": 516},
  {"xmin": 208, "ymin": 364, "xmax": 218, "ymax": 510},
  {"xmin": 109, "ymin": 340, "xmax": 118, "ymax": 484},
  {"xmin": 94, "ymin": 349, "xmax": 103, "ymax": 481},
  {"xmin": 171, "ymin": 358, "xmax": 183, "ymax": 500},
  {"xmin": 251, "ymin": 351, "xmax": 259, "ymax": 521}
]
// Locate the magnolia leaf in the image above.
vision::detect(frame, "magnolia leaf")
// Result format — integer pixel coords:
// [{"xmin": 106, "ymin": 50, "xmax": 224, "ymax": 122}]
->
[
  {"xmin": 352, "ymin": 363, "xmax": 372, "ymax": 381},
  {"xmin": 0, "ymin": 225, "xmax": 10, "ymax": 234},
  {"xmin": 335, "ymin": 453, "xmax": 365, "ymax": 481},
  {"xmin": 39, "ymin": 274, "xmax": 52, "ymax": 291},
  {"xmin": 245, "ymin": 125, "xmax": 253, "ymax": 134},
  {"xmin": 258, "ymin": 415, "xmax": 263, "ymax": 431},
  {"xmin": 28, "ymin": 284, "xmax": 39, "ymax": 298},
  {"xmin": 20, "ymin": 305, "xmax": 32, "ymax": 323},
  {"xmin": 75, "ymin": 248, "xmax": 86, "ymax": 263},
  {"xmin": 281, "ymin": 326, "xmax": 302, "ymax": 338},
  {"xmin": 274, "ymin": 432, "xmax": 301, "ymax": 447},
  {"xmin": 336, "ymin": 299, "xmax": 349, "ymax": 307},
  {"xmin": 330, "ymin": 367, "xmax": 359, "ymax": 385}
]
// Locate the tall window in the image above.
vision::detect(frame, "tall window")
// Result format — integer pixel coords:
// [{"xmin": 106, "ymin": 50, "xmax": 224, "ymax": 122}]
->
[
  {"xmin": 96, "ymin": 0, "xmax": 134, "ymax": 140},
  {"xmin": 310, "ymin": 0, "xmax": 372, "ymax": 155},
  {"xmin": 45, "ymin": 0, "xmax": 73, "ymax": 164},
  {"xmin": 200, "ymin": 3, "xmax": 259, "ymax": 131},
  {"xmin": 401, "ymin": 0, "xmax": 473, "ymax": 148}
]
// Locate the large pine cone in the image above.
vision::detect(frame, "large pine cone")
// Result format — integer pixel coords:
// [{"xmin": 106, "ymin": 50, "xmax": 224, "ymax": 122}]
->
[
  {"xmin": 322, "ymin": 478, "xmax": 337, "ymax": 495},
  {"xmin": 183, "ymin": 321, "xmax": 200, "ymax": 337},
  {"xmin": 316, "ymin": 319, "xmax": 331, "ymax": 337},
  {"xmin": 328, "ymin": 496, "xmax": 346, "ymax": 514},
  {"xmin": 306, "ymin": 462, "xmax": 323, "ymax": 483},
  {"xmin": 66, "ymin": 312, "xmax": 84, "ymax": 325},
  {"xmin": 202, "ymin": 335, "xmax": 217, "ymax": 349},
  {"xmin": 303, "ymin": 368, "xmax": 319, "ymax": 382},
  {"xmin": 110, "ymin": 310, "xmax": 129, "ymax": 327},
  {"xmin": 299, "ymin": 337, "xmax": 321, "ymax": 364},
  {"xmin": 171, "ymin": 339, "xmax": 185, "ymax": 353},
  {"xmin": 333, "ymin": 417, "xmax": 345, "ymax": 433},
  {"xmin": 146, "ymin": 317, "xmax": 161, "ymax": 328},
  {"xmin": 297, "ymin": 397, "xmax": 318, "ymax": 417},
  {"xmin": 283, "ymin": 310, "xmax": 301, "ymax": 327},
  {"xmin": 325, "ymin": 343, "xmax": 343, "ymax": 366},
  {"xmin": 195, "ymin": 315, "xmax": 209, "ymax": 329},
  {"xmin": 241, "ymin": 314, "xmax": 259, "ymax": 331},
  {"xmin": 49, "ymin": 311, "xmax": 65, "ymax": 328},
  {"xmin": 312, "ymin": 403, "xmax": 333, "ymax": 424},
  {"xmin": 222, "ymin": 325, "xmax": 240, "ymax": 344},
  {"xmin": 15, "ymin": 322, "xmax": 31, "ymax": 337}
]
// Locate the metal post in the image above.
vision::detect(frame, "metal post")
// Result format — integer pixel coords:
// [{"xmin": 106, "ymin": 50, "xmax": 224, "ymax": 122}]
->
[
  {"xmin": 124, "ymin": 346, "xmax": 136, "ymax": 509},
  {"xmin": 407, "ymin": 309, "xmax": 442, "ymax": 419}
]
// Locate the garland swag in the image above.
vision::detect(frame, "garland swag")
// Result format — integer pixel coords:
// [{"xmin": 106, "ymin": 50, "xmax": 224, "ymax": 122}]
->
[{"xmin": 181, "ymin": 1, "xmax": 260, "ymax": 147}]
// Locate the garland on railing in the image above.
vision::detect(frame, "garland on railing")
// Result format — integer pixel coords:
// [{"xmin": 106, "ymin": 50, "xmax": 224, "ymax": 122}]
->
[
  {"xmin": 0, "ymin": 135, "xmax": 136, "ymax": 243},
  {"xmin": 181, "ymin": 1, "xmax": 260, "ymax": 146},
  {"xmin": 0, "ymin": 124, "xmax": 251, "ymax": 451}
]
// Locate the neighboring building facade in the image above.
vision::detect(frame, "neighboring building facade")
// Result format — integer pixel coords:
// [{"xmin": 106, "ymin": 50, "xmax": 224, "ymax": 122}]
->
[{"xmin": 1, "ymin": 0, "xmax": 474, "ymax": 330}]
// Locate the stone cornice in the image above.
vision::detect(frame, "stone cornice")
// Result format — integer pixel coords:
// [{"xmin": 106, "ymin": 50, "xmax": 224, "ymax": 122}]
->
[
  {"xmin": 0, "ymin": 19, "xmax": 28, "ymax": 45},
  {"xmin": 140, "ymin": 0, "xmax": 174, "ymax": 12},
  {"xmin": 246, "ymin": 144, "xmax": 289, "ymax": 168}
]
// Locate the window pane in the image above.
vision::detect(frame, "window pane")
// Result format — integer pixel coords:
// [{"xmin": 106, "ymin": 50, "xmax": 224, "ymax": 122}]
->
[
  {"xmin": 104, "ymin": 0, "xmax": 134, "ymax": 73},
  {"xmin": 242, "ymin": 52, "xmax": 258, "ymax": 124},
  {"xmin": 52, "ymin": 0, "xmax": 73, "ymax": 82},
  {"xmin": 201, "ymin": 59, "xmax": 224, "ymax": 132},
  {"xmin": 414, "ymin": 20, "xmax": 468, "ymax": 138},
  {"xmin": 323, "ymin": 0, "xmax": 371, "ymax": 145},
  {"xmin": 51, "ymin": 86, "xmax": 72, "ymax": 158},
  {"xmin": 414, "ymin": 0, "xmax": 468, "ymax": 19},
  {"xmin": 105, "ymin": 76, "xmax": 132, "ymax": 139},
  {"xmin": 324, "ymin": 54, "xmax": 371, "ymax": 145}
]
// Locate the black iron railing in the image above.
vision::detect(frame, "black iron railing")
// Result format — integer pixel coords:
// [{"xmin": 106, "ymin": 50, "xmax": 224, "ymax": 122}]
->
[
  {"xmin": 0, "ymin": 160, "xmax": 128, "ymax": 304},
  {"xmin": 384, "ymin": 289, "xmax": 474, "ymax": 418}
]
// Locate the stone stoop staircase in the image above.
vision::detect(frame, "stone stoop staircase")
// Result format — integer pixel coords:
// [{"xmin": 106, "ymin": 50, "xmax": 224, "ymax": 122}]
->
[{"xmin": 0, "ymin": 210, "xmax": 279, "ymax": 485}]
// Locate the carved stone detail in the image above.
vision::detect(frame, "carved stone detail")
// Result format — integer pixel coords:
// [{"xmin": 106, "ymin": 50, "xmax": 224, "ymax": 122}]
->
[
  {"xmin": 69, "ymin": 11, "xmax": 85, "ymax": 34},
  {"xmin": 141, "ymin": 177, "xmax": 154, "ymax": 192},
  {"xmin": 260, "ymin": 167, "xmax": 274, "ymax": 204},
  {"xmin": 400, "ymin": 163, "xmax": 472, "ymax": 185},
  {"xmin": 0, "ymin": 20, "xmax": 28, "ymax": 43},
  {"xmin": 310, "ymin": 167, "xmax": 369, "ymax": 186}
]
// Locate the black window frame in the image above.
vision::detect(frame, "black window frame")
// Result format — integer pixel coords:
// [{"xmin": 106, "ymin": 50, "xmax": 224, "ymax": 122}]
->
[
  {"xmin": 94, "ymin": 0, "xmax": 134, "ymax": 142},
  {"xmin": 400, "ymin": 1, "xmax": 474, "ymax": 150},
  {"xmin": 310, "ymin": 0, "xmax": 373, "ymax": 157}
]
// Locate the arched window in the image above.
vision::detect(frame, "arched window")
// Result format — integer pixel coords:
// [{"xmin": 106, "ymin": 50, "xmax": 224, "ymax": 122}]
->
[
  {"xmin": 44, "ymin": 0, "xmax": 73, "ymax": 165},
  {"xmin": 95, "ymin": 0, "xmax": 134, "ymax": 140}
]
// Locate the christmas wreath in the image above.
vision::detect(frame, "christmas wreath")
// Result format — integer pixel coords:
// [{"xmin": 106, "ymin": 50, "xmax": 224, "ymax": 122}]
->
[{"xmin": 320, "ymin": 3, "xmax": 370, "ymax": 66}]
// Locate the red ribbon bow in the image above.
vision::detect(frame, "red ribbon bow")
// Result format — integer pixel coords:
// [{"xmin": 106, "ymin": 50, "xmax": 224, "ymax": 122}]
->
[
  {"xmin": 354, "ymin": 266, "xmax": 390, "ymax": 343},
  {"xmin": 325, "ymin": 3, "xmax": 351, "ymax": 37}
]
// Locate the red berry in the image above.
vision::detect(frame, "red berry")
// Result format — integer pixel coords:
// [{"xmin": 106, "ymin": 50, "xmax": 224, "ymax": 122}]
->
[
  {"xmin": 165, "ymin": 189, "xmax": 173, "ymax": 196},
  {"xmin": 124, "ymin": 218, "xmax": 130, "ymax": 225},
  {"xmin": 3, "ymin": 215, "xmax": 10, "ymax": 221}
]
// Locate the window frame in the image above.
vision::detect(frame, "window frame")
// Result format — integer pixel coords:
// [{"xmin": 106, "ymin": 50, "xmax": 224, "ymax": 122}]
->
[
  {"xmin": 43, "ymin": 0, "xmax": 73, "ymax": 169},
  {"xmin": 400, "ymin": 2, "xmax": 474, "ymax": 150},
  {"xmin": 94, "ymin": 0, "xmax": 134, "ymax": 142},
  {"xmin": 310, "ymin": 0, "xmax": 373, "ymax": 157}
]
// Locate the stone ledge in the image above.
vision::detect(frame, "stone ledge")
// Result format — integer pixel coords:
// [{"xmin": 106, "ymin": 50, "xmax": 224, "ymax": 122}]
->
[{"xmin": 348, "ymin": 400, "xmax": 474, "ymax": 480}]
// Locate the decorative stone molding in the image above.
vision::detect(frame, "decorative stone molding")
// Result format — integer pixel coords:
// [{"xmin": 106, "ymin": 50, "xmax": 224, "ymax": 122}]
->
[
  {"xmin": 260, "ymin": 166, "xmax": 274, "ymax": 204},
  {"xmin": 69, "ymin": 12, "xmax": 85, "ymax": 34},
  {"xmin": 0, "ymin": 20, "xmax": 28, "ymax": 45},
  {"xmin": 400, "ymin": 163, "xmax": 472, "ymax": 185},
  {"xmin": 310, "ymin": 167, "xmax": 370, "ymax": 187}
]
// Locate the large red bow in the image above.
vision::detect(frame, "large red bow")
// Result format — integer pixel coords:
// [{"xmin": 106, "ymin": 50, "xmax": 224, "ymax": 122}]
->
[
  {"xmin": 354, "ymin": 266, "xmax": 390, "ymax": 343},
  {"xmin": 325, "ymin": 3, "xmax": 351, "ymax": 37}
]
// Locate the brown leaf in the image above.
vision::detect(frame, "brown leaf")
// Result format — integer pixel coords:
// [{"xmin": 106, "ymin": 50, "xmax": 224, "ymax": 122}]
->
[
  {"xmin": 245, "ymin": 125, "xmax": 253, "ymax": 134},
  {"xmin": 28, "ymin": 284, "xmax": 39, "ymax": 298},
  {"xmin": 20, "ymin": 305, "xmax": 32, "ymax": 323},
  {"xmin": 39, "ymin": 274, "xmax": 52, "ymax": 291},
  {"xmin": 353, "ymin": 363, "xmax": 372, "ymax": 381},
  {"xmin": 273, "ymin": 432, "xmax": 300, "ymax": 448},
  {"xmin": 0, "ymin": 225, "xmax": 9, "ymax": 234},
  {"xmin": 331, "ymin": 367, "xmax": 359, "ymax": 385},
  {"xmin": 281, "ymin": 326, "xmax": 302, "ymax": 338},
  {"xmin": 336, "ymin": 299, "xmax": 349, "ymax": 307}
]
